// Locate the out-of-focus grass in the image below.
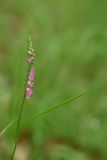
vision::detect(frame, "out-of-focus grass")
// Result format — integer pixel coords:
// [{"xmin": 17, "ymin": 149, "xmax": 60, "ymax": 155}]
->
[{"xmin": 0, "ymin": 0, "xmax": 107, "ymax": 159}]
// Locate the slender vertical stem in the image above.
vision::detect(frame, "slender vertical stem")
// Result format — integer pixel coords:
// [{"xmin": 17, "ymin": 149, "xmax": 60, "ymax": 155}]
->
[
  {"xmin": 10, "ymin": 95, "xmax": 26, "ymax": 160},
  {"xmin": 10, "ymin": 65, "xmax": 31, "ymax": 160}
]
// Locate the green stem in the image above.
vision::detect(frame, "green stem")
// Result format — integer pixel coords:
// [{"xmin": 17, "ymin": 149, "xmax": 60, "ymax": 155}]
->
[
  {"xmin": 10, "ymin": 95, "xmax": 26, "ymax": 160},
  {"xmin": 10, "ymin": 65, "xmax": 31, "ymax": 160}
]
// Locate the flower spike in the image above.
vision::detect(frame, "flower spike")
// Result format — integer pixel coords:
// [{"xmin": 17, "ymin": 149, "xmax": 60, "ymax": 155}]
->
[{"xmin": 26, "ymin": 38, "xmax": 36, "ymax": 99}]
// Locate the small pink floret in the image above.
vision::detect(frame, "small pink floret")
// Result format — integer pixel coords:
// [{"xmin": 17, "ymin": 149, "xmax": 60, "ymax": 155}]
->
[
  {"xmin": 28, "ymin": 58, "xmax": 32, "ymax": 64},
  {"xmin": 26, "ymin": 88, "xmax": 32, "ymax": 99},
  {"xmin": 29, "ymin": 66, "xmax": 35, "ymax": 81},
  {"xmin": 28, "ymin": 81, "xmax": 33, "ymax": 87}
]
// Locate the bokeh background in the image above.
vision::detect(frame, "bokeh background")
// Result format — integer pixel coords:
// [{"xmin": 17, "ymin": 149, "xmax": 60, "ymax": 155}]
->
[{"xmin": 0, "ymin": 0, "xmax": 107, "ymax": 159}]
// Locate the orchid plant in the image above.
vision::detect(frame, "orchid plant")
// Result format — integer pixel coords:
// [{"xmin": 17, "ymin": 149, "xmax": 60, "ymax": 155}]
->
[{"xmin": 0, "ymin": 38, "xmax": 87, "ymax": 160}]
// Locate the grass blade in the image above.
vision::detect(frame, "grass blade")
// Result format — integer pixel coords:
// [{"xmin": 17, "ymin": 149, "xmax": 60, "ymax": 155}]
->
[
  {"xmin": 0, "ymin": 120, "xmax": 14, "ymax": 136},
  {"xmin": 0, "ymin": 92, "xmax": 87, "ymax": 136},
  {"xmin": 24, "ymin": 92, "xmax": 87, "ymax": 124}
]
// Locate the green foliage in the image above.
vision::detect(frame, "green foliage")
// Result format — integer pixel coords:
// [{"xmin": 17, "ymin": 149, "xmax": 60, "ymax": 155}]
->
[{"xmin": 0, "ymin": 0, "xmax": 107, "ymax": 159}]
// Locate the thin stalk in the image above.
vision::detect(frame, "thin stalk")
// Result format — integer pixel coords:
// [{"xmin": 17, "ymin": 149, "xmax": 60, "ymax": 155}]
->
[
  {"xmin": 10, "ymin": 95, "xmax": 26, "ymax": 160},
  {"xmin": 10, "ymin": 64, "xmax": 31, "ymax": 160}
]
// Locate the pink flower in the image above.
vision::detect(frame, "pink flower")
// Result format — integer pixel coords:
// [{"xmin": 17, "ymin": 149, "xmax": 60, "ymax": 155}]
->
[
  {"xmin": 26, "ymin": 88, "xmax": 33, "ymax": 99},
  {"xmin": 28, "ymin": 81, "xmax": 33, "ymax": 87},
  {"xmin": 26, "ymin": 39, "xmax": 36, "ymax": 100},
  {"xmin": 28, "ymin": 58, "xmax": 32, "ymax": 64},
  {"xmin": 26, "ymin": 66, "xmax": 35, "ymax": 99},
  {"xmin": 29, "ymin": 66, "xmax": 35, "ymax": 81},
  {"xmin": 28, "ymin": 56, "xmax": 35, "ymax": 64}
]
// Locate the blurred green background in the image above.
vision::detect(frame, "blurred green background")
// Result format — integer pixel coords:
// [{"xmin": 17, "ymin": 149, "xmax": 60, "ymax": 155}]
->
[{"xmin": 0, "ymin": 0, "xmax": 107, "ymax": 159}]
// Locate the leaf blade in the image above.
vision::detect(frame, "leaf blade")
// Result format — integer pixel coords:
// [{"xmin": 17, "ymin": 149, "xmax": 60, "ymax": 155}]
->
[
  {"xmin": 0, "ymin": 92, "xmax": 87, "ymax": 136},
  {"xmin": 24, "ymin": 92, "xmax": 87, "ymax": 124}
]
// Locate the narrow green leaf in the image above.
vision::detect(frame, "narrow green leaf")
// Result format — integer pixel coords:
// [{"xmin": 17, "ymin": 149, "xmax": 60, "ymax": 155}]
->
[
  {"xmin": 0, "ymin": 120, "xmax": 14, "ymax": 136},
  {"xmin": 24, "ymin": 92, "xmax": 87, "ymax": 124},
  {"xmin": 0, "ymin": 92, "xmax": 87, "ymax": 136}
]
